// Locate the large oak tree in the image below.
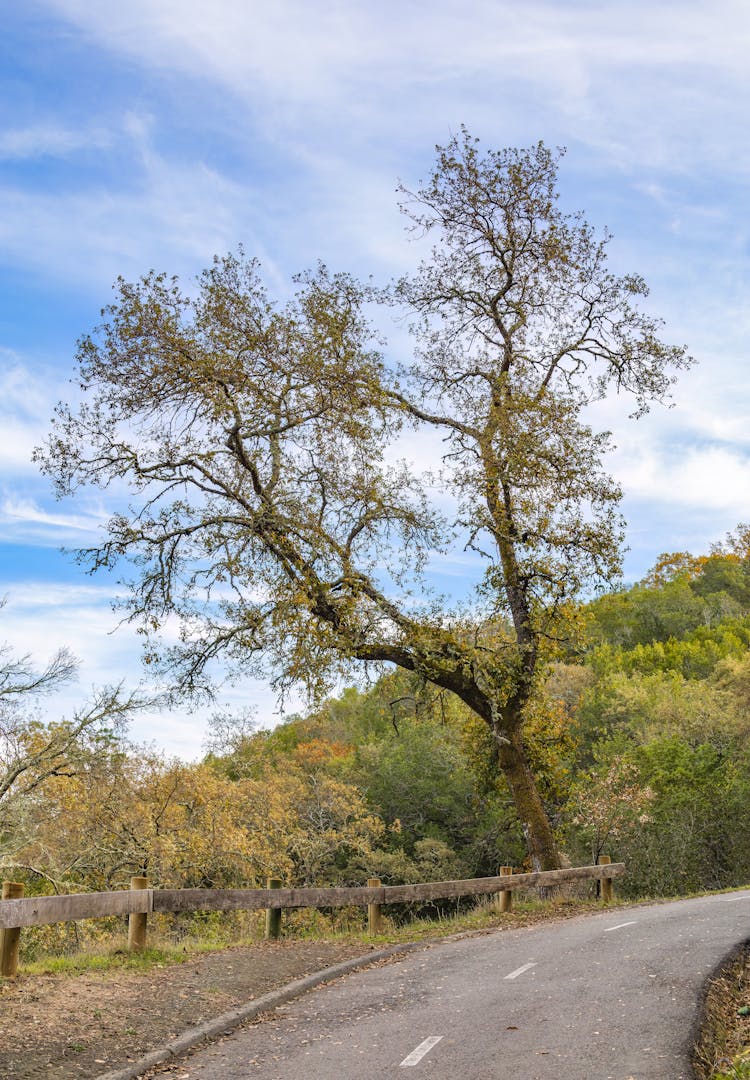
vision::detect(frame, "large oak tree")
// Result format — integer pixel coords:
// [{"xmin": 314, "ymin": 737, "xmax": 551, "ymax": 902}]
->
[{"xmin": 38, "ymin": 132, "xmax": 690, "ymax": 870}]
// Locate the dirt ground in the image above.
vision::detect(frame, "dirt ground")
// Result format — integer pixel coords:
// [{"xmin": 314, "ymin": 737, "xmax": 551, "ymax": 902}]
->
[{"xmin": 0, "ymin": 940, "xmax": 375, "ymax": 1079}]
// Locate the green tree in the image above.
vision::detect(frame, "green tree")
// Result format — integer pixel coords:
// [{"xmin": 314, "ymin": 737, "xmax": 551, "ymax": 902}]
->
[
  {"xmin": 37, "ymin": 132, "xmax": 690, "ymax": 870},
  {"xmin": 627, "ymin": 736, "xmax": 750, "ymax": 895},
  {"xmin": 588, "ymin": 579, "xmax": 706, "ymax": 647}
]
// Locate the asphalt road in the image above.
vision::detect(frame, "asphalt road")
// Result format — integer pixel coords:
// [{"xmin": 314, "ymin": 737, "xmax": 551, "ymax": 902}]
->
[{"xmin": 166, "ymin": 892, "xmax": 750, "ymax": 1079}]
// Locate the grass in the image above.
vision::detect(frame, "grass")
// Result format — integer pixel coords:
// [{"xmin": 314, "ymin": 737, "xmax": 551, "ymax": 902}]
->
[
  {"xmin": 713, "ymin": 1061, "xmax": 750, "ymax": 1080},
  {"xmin": 22, "ymin": 944, "xmax": 193, "ymax": 976},
  {"xmin": 692, "ymin": 944, "xmax": 750, "ymax": 1079},
  {"xmin": 300, "ymin": 894, "xmax": 608, "ymax": 947},
  {"xmin": 16, "ymin": 891, "xmax": 613, "ymax": 978},
  {"xmin": 708, "ymin": 1052, "xmax": 750, "ymax": 1079}
]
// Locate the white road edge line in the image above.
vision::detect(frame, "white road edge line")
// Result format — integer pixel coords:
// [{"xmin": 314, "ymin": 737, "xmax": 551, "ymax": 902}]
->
[
  {"xmin": 504, "ymin": 962, "xmax": 537, "ymax": 980},
  {"xmin": 718, "ymin": 896, "xmax": 750, "ymax": 902},
  {"xmin": 399, "ymin": 1036, "xmax": 443, "ymax": 1067},
  {"xmin": 603, "ymin": 921, "xmax": 637, "ymax": 932}
]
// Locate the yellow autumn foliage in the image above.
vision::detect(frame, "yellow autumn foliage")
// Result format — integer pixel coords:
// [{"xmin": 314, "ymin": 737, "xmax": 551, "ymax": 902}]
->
[{"xmin": 17, "ymin": 748, "xmax": 386, "ymax": 892}]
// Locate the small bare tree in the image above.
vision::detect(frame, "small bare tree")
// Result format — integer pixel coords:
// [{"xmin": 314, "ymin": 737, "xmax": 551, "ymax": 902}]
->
[{"xmin": 0, "ymin": 621, "xmax": 143, "ymax": 873}]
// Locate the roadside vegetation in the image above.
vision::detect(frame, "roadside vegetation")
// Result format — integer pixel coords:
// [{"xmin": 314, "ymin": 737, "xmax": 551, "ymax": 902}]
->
[
  {"xmin": 3, "ymin": 529, "xmax": 750, "ymax": 976},
  {"xmin": 19, "ymin": 893, "xmax": 611, "ymax": 978},
  {"xmin": 694, "ymin": 945, "xmax": 750, "ymax": 1079}
]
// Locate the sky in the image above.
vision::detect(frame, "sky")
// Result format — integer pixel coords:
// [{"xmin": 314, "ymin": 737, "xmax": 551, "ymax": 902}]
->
[{"xmin": 1, "ymin": 0, "xmax": 749, "ymax": 757}]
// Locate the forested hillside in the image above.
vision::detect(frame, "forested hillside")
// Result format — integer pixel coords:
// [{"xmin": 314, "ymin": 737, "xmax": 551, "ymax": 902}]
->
[{"xmin": 3, "ymin": 529, "xmax": 750, "ymax": 905}]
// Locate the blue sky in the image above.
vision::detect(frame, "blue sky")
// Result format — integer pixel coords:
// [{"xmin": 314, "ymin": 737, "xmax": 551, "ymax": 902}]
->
[{"xmin": 1, "ymin": 0, "xmax": 749, "ymax": 757}]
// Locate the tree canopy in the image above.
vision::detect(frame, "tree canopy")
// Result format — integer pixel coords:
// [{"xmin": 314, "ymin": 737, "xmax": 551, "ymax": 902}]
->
[{"xmin": 37, "ymin": 130, "xmax": 691, "ymax": 869}]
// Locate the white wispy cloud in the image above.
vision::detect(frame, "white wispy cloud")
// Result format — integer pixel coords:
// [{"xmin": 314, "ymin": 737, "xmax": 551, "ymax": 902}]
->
[
  {"xmin": 0, "ymin": 359, "xmax": 64, "ymax": 475},
  {"xmin": 7, "ymin": 2, "xmax": 750, "ymax": 298},
  {"xmin": 0, "ymin": 356, "xmax": 52, "ymax": 411},
  {"xmin": 42, "ymin": 0, "xmax": 750, "ymax": 172},
  {"xmin": 0, "ymin": 158, "xmax": 263, "ymax": 291},
  {"xmin": 0, "ymin": 124, "xmax": 111, "ymax": 160},
  {"xmin": 0, "ymin": 421, "xmax": 43, "ymax": 474},
  {"xmin": 614, "ymin": 441, "xmax": 750, "ymax": 517},
  {"xmin": 0, "ymin": 496, "xmax": 108, "ymax": 537}
]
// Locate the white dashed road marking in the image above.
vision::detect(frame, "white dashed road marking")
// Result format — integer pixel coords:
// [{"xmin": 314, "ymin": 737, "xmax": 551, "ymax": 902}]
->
[
  {"xmin": 504, "ymin": 962, "xmax": 537, "ymax": 980},
  {"xmin": 603, "ymin": 921, "xmax": 637, "ymax": 932},
  {"xmin": 718, "ymin": 895, "xmax": 750, "ymax": 902},
  {"xmin": 399, "ymin": 1036, "xmax": 443, "ymax": 1067}
]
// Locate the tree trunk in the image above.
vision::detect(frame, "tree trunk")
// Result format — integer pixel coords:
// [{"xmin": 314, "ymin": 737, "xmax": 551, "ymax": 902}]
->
[{"xmin": 498, "ymin": 728, "xmax": 561, "ymax": 872}]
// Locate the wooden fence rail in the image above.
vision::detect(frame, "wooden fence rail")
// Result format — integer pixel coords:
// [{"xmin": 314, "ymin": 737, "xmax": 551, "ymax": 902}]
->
[{"xmin": 0, "ymin": 861, "xmax": 624, "ymax": 976}]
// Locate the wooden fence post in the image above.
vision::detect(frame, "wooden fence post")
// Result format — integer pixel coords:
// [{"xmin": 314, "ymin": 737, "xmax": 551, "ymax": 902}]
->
[
  {"xmin": 599, "ymin": 855, "xmax": 613, "ymax": 903},
  {"xmin": 127, "ymin": 876, "xmax": 148, "ymax": 951},
  {"xmin": 367, "ymin": 878, "xmax": 383, "ymax": 934},
  {"xmin": 497, "ymin": 866, "xmax": 513, "ymax": 913},
  {"xmin": 265, "ymin": 877, "xmax": 282, "ymax": 940},
  {"xmin": 0, "ymin": 881, "xmax": 24, "ymax": 977}
]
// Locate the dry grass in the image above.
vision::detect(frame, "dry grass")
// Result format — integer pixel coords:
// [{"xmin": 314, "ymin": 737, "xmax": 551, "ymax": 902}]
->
[{"xmin": 693, "ymin": 944, "xmax": 750, "ymax": 1079}]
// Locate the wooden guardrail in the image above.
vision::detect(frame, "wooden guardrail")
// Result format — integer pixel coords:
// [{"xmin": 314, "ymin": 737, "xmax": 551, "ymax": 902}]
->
[{"xmin": 0, "ymin": 861, "xmax": 624, "ymax": 977}]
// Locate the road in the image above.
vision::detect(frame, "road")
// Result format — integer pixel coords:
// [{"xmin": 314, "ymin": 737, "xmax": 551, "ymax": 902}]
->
[{"xmin": 164, "ymin": 892, "xmax": 750, "ymax": 1079}]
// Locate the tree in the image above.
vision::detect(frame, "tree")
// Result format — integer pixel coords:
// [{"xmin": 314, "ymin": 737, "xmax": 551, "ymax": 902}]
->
[
  {"xmin": 37, "ymin": 131, "xmax": 690, "ymax": 870},
  {"xmin": 28, "ymin": 749, "xmax": 387, "ymax": 892},
  {"xmin": 0, "ymin": 627, "xmax": 142, "ymax": 880},
  {"xmin": 567, "ymin": 754, "xmax": 654, "ymax": 867}
]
